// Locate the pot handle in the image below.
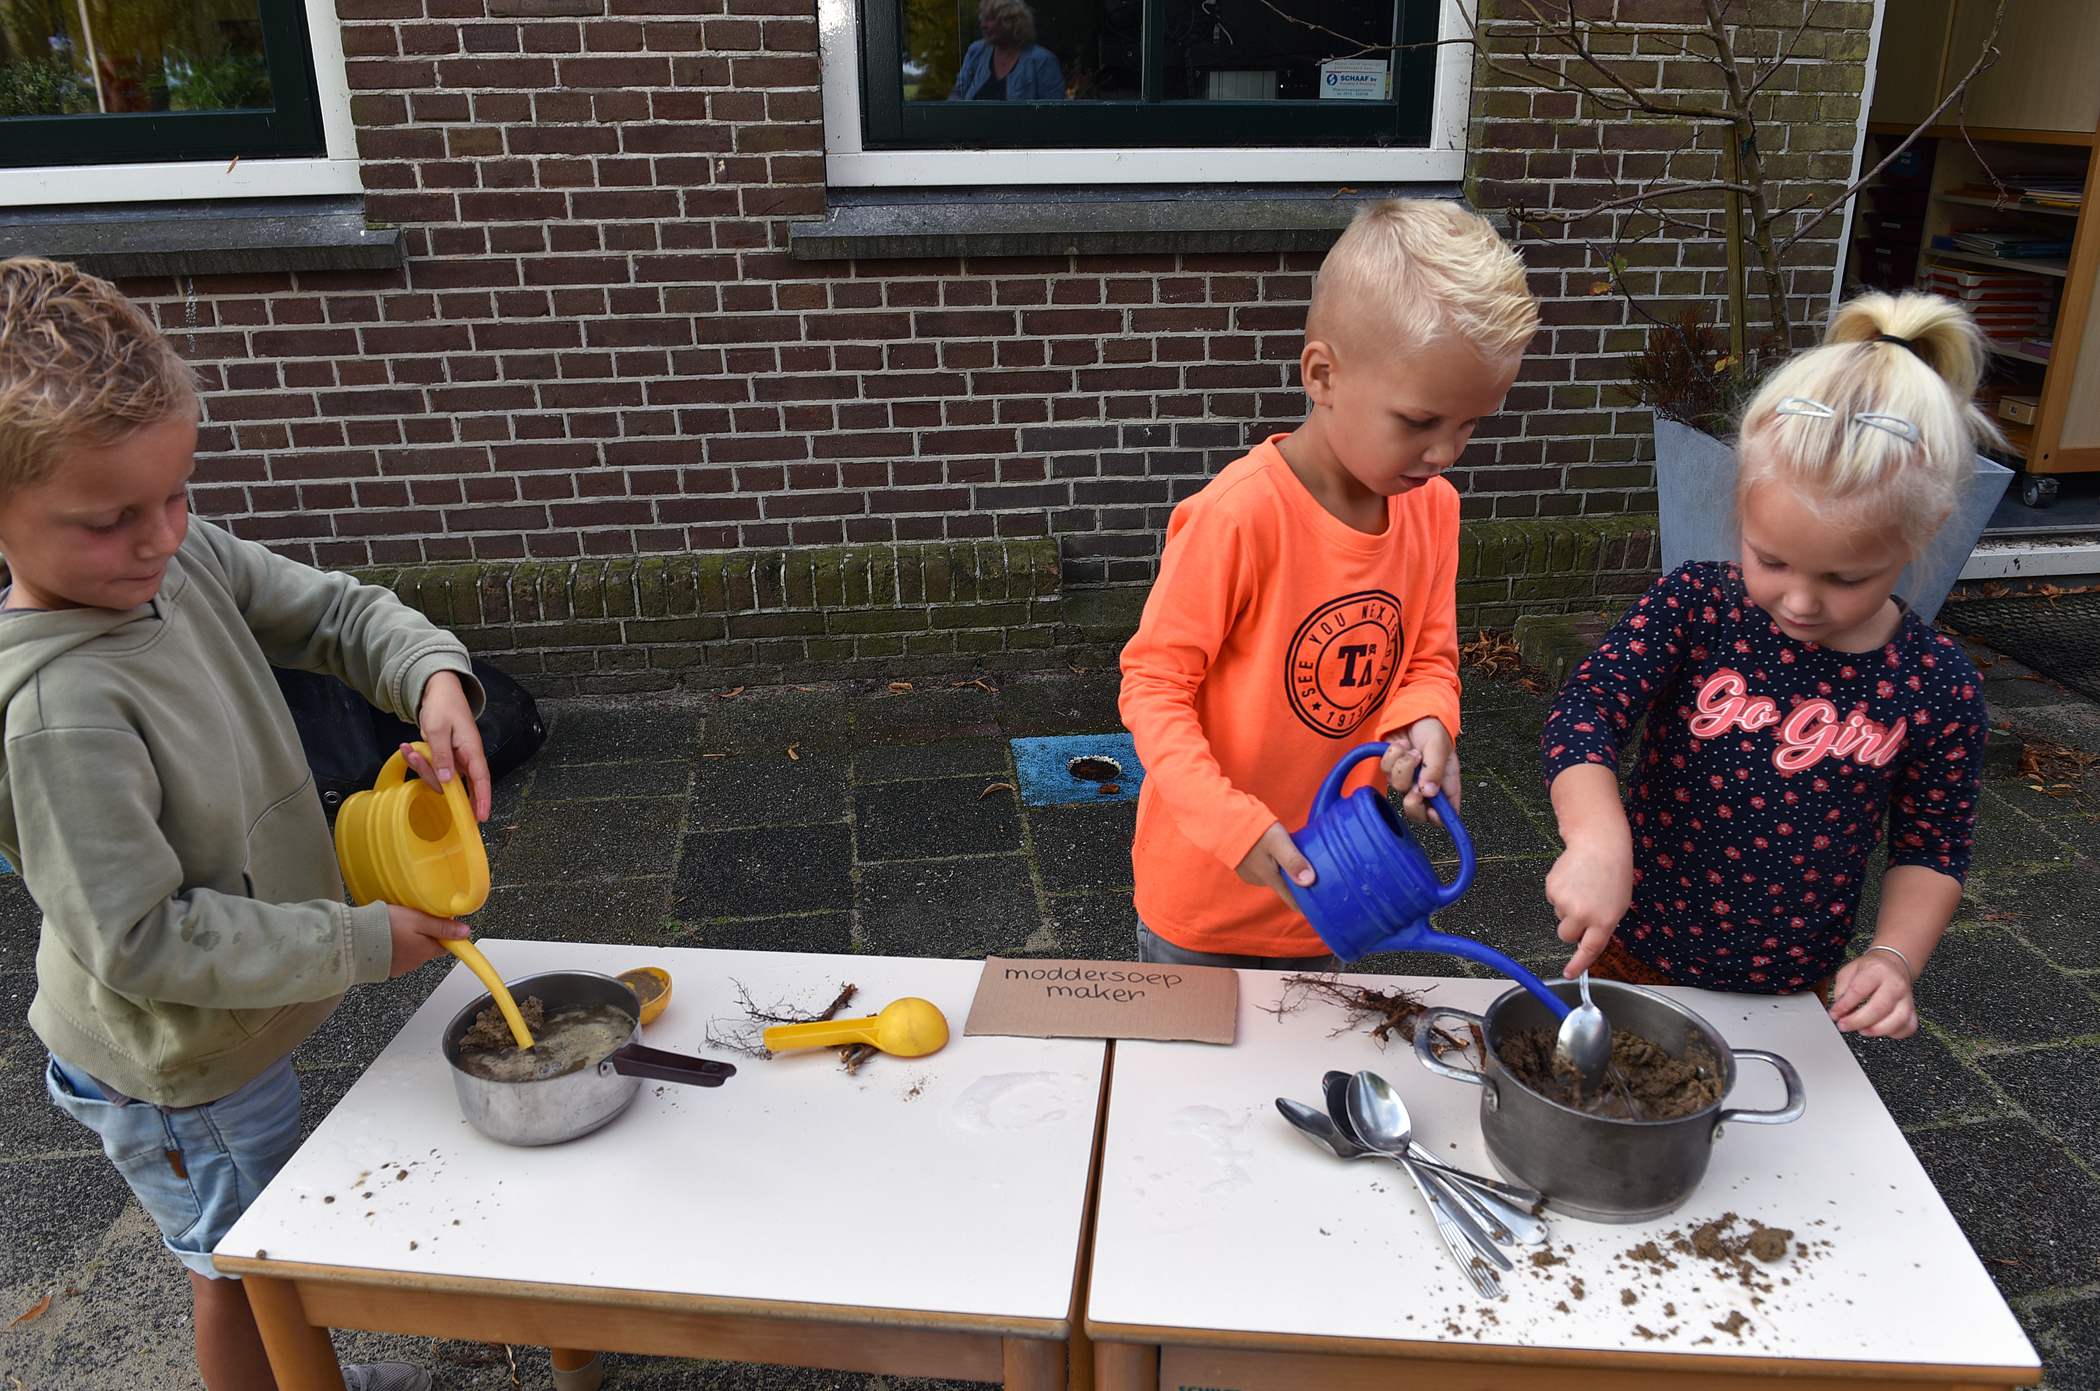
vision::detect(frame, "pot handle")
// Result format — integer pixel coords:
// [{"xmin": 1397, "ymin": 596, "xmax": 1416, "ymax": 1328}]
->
[
  {"xmin": 1712, "ymin": 1048, "xmax": 1805, "ymax": 1139},
  {"xmin": 608, "ymin": 1042, "xmax": 737, "ymax": 1089},
  {"xmin": 1413, "ymin": 1005, "xmax": 1490, "ymax": 1087}
]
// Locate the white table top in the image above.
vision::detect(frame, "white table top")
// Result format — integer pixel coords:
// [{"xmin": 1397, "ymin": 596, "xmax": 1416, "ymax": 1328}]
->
[
  {"xmin": 221, "ymin": 941, "xmax": 1107, "ymax": 1327},
  {"xmin": 1089, "ymin": 972, "xmax": 2039, "ymax": 1374}
]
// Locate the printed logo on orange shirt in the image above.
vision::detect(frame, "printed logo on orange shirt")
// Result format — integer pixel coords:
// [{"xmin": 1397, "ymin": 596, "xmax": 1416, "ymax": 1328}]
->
[{"xmin": 1285, "ymin": 590, "xmax": 1403, "ymax": 737}]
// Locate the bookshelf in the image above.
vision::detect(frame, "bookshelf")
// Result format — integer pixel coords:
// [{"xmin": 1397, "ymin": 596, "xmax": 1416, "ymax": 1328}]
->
[{"xmin": 1859, "ymin": 1, "xmax": 2100, "ymax": 504}]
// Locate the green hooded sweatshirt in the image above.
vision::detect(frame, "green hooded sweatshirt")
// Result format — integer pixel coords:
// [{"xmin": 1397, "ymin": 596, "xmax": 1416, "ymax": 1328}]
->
[{"xmin": 3, "ymin": 518, "xmax": 478, "ymax": 1106}]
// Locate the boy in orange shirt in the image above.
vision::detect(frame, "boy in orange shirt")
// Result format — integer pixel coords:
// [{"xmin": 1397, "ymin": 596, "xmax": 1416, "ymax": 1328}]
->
[{"xmin": 1119, "ymin": 200, "xmax": 1538, "ymax": 966}]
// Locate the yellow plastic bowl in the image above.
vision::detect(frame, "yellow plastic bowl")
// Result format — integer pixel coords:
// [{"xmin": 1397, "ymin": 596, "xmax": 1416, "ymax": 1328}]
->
[{"xmin": 618, "ymin": 967, "xmax": 673, "ymax": 1025}]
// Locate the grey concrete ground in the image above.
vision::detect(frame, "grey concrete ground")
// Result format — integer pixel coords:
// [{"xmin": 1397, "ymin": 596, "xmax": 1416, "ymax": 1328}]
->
[{"xmin": 4, "ymin": 654, "xmax": 2100, "ymax": 1389}]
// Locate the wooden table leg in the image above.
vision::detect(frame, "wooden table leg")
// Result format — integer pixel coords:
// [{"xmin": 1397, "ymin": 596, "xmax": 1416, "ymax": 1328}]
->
[
  {"xmin": 242, "ymin": 1275, "xmax": 344, "ymax": 1391},
  {"xmin": 1004, "ymin": 1334, "xmax": 1068, "ymax": 1391},
  {"xmin": 549, "ymin": 1347, "xmax": 604, "ymax": 1391},
  {"xmin": 1093, "ymin": 1341, "xmax": 1157, "ymax": 1391}
]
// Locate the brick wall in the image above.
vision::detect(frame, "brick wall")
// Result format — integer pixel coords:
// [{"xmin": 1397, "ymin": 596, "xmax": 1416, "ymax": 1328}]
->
[
  {"xmin": 85, "ymin": 0, "xmax": 1865, "ymax": 681},
  {"xmin": 1465, "ymin": 0, "xmax": 1876, "ymax": 519}
]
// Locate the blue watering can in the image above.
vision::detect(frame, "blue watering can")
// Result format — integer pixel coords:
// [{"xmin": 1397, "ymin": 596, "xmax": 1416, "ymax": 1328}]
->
[{"xmin": 1287, "ymin": 742, "xmax": 1570, "ymax": 1021}]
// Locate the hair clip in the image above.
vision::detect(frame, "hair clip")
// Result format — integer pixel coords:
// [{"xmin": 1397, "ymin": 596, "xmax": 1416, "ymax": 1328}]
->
[
  {"xmin": 1773, "ymin": 397, "xmax": 1835, "ymax": 419},
  {"xmin": 1852, "ymin": 412, "xmax": 1920, "ymax": 443}
]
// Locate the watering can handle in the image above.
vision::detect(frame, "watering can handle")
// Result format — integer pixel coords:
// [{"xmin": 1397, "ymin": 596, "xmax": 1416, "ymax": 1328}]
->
[
  {"xmin": 1311, "ymin": 742, "xmax": 1476, "ymax": 912},
  {"xmin": 372, "ymin": 742, "xmax": 423, "ymax": 791}
]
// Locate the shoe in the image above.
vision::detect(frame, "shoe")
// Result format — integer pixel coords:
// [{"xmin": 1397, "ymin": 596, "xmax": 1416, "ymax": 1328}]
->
[{"xmin": 339, "ymin": 1365, "xmax": 433, "ymax": 1391}]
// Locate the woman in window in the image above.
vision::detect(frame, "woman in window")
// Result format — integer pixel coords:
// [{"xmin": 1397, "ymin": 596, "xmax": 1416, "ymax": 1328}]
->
[{"xmin": 949, "ymin": 0, "xmax": 1067, "ymax": 101}]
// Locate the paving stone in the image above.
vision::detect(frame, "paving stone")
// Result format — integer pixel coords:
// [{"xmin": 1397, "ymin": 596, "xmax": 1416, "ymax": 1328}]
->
[
  {"xmin": 852, "ymin": 737, "xmax": 1010, "ymax": 784},
  {"xmin": 1026, "ymin": 801, "xmax": 1135, "ymax": 893},
  {"xmin": 1043, "ymin": 892, "xmax": 1141, "ymax": 961},
  {"xmin": 538, "ymin": 703, "xmax": 702, "ymax": 764},
  {"xmin": 2006, "ymin": 704, "xmax": 2100, "ymax": 757},
  {"xmin": 1353, "ymin": 951, "xmax": 1491, "ymax": 980},
  {"xmin": 688, "ymin": 752, "xmax": 848, "ymax": 831},
  {"xmin": 850, "ymin": 685, "xmax": 1000, "ymax": 743},
  {"xmin": 0, "ymin": 1031, "xmax": 85, "ymax": 1161},
  {"xmin": 676, "ymin": 824, "xmax": 853, "ymax": 919},
  {"xmin": 1439, "ymin": 775, "xmax": 1556, "ymax": 860},
  {"xmin": 1427, "ymin": 855, "xmax": 1563, "ymax": 966},
  {"xmin": 1971, "ymin": 868, "xmax": 2100, "ymax": 970},
  {"xmin": 591, "ymin": 1357, "xmax": 995, "ymax": 1391},
  {"xmin": 1969, "ymin": 791, "xmax": 2077, "ymax": 872},
  {"xmin": 853, "ymin": 778, "xmax": 1022, "ymax": 861},
  {"xmin": 294, "ymin": 967, "xmax": 450, "ymax": 1073},
  {"xmin": 1916, "ymin": 927, "xmax": 2100, "ymax": 1048},
  {"xmin": 494, "ymin": 797, "xmax": 686, "ymax": 882},
  {"xmin": 293, "ymin": 1062, "xmax": 367, "ymax": 1140},
  {"xmin": 1982, "ymin": 1044, "xmax": 2100, "ymax": 1171},
  {"xmin": 1905, "ymin": 1118, "xmax": 2100, "ymax": 1298},
  {"xmin": 474, "ymin": 876, "xmax": 675, "ymax": 944},
  {"xmin": 1983, "ymin": 678, "xmax": 2087, "ymax": 711},
  {"xmin": 527, "ymin": 758, "xmax": 694, "ymax": 802},
  {"xmin": 857, "ymin": 855, "xmax": 1042, "ymax": 958},
  {"xmin": 1842, "ymin": 1026, "xmax": 2005, "ymax": 1129},
  {"xmin": 700, "ymin": 688, "xmax": 851, "ymax": 755},
  {"xmin": 0, "ymin": 875, "xmax": 41, "ymax": 974},
  {"xmin": 667, "ymin": 913, "xmax": 853, "ymax": 956},
  {"xmin": 2018, "ymin": 807, "xmax": 2100, "ymax": 865},
  {"xmin": 0, "ymin": 1153, "xmax": 135, "ymax": 1288},
  {"xmin": 0, "ymin": 1206, "xmax": 200, "ymax": 1391},
  {"xmin": 2026, "ymin": 1292, "xmax": 2100, "ymax": 1391},
  {"xmin": 995, "ymin": 674, "xmax": 1125, "ymax": 736}
]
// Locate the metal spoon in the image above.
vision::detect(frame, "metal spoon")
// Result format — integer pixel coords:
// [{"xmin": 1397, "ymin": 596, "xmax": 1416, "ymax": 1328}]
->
[
  {"xmin": 1275, "ymin": 1097, "xmax": 1376, "ymax": 1161},
  {"xmin": 1319, "ymin": 1071, "xmax": 1546, "ymax": 1212},
  {"xmin": 1324, "ymin": 1072, "xmax": 1511, "ymax": 1270},
  {"xmin": 1554, "ymin": 969, "xmax": 1612, "ymax": 1096},
  {"xmin": 1340, "ymin": 1072, "xmax": 1544, "ymax": 1252}
]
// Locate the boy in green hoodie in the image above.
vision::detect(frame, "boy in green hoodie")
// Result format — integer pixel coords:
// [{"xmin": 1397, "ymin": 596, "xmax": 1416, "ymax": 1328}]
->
[{"xmin": 0, "ymin": 257, "xmax": 489, "ymax": 1391}]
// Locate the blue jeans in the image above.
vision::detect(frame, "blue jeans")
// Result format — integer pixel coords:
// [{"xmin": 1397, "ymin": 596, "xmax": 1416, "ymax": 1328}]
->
[
  {"xmin": 47, "ymin": 1053, "xmax": 302, "ymax": 1278},
  {"xmin": 1136, "ymin": 923, "xmax": 1339, "ymax": 973}
]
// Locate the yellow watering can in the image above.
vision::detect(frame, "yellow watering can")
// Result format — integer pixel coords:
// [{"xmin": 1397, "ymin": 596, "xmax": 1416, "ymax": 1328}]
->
[{"xmin": 336, "ymin": 742, "xmax": 533, "ymax": 1050}]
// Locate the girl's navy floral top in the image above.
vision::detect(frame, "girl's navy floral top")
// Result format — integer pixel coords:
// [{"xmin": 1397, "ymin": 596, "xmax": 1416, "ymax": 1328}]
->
[{"xmin": 1541, "ymin": 562, "xmax": 1987, "ymax": 993}]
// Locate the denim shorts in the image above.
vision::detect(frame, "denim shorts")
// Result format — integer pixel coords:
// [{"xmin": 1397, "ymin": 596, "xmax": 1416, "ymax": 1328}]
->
[{"xmin": 46, "ymin": 1053, "xmax": 303, "ymax": 1279}]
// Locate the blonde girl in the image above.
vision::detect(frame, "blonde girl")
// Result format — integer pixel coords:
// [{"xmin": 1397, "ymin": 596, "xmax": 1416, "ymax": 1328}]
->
[{"xmin": 1540, "ymin": 291, "xmax": 1997, "ymax": 1037}]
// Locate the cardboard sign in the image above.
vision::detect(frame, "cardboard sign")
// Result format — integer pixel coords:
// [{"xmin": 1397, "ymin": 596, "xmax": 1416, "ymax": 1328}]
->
[{"xmin": 964, "ymin": 958, "xmax": 1238, "ymax": 1045}]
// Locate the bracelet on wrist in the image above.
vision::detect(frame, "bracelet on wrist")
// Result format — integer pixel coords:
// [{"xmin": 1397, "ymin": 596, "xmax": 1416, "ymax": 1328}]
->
[{"xmin": 1863, "ymin": 942, "xmax": 1915, "ymax": 986}]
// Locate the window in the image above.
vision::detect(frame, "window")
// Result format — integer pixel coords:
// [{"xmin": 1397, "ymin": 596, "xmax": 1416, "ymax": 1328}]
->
[
  {"xmin": 0, "ymin": 0, "xmax": 357, "ymax": 206},
  {"xmin": 864, "ymin": 0, "xmax": 1438, "ymax": 148},
  {"xmin": 819, "ymin": 0, "xmax": 1471, "ymax": 185},
  {"xmin": 1, "ymin": 0, "xmax": 324, "ymax": 166}
]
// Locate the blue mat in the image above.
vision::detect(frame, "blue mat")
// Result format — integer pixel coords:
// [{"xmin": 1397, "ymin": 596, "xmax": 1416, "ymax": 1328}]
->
[{"xmin": 1009, "ymin": 733, "xmax": 1145, "ymax": 806}]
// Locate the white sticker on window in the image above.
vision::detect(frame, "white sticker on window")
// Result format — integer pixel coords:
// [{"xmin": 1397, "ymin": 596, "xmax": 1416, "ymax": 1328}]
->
[{"xmin": 1319, "ymin": 58, "xmax": 1390, "ymax": 101}]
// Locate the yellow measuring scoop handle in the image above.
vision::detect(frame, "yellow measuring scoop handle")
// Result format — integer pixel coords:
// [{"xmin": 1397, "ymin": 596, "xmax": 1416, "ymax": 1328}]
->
[
  {"xmin": 763, "ymin": 1016, "xmax": 875, "ymax": 1052},
  {"xmin": 444, "ymin": 938, "xmax": 535, "ymax": 1049}
]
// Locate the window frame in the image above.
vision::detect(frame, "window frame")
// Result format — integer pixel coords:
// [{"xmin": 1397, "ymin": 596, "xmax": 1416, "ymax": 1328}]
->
[
  {"xmin": 0, "ymin": 0, "xmax": 361, "ymax": 208},
  {"xmin": 817, "ymin": 0, "xmax": 1473, "ymax": 185}
]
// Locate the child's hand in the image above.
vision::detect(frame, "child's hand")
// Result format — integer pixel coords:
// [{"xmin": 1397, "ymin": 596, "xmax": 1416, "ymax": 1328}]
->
[
  {"xmin": 1827, "ymin": 949, "xmax": 1917, "ymax": 1038},
  {"xmin": 1545, "ymin": 837, "xmax": 1632, "ymax": 978},
  {"xmin": 1382, "ymin": 717, "xmax": 1460, "ymax": 825},
  {"xmin": 1236, "ymin": 822, "xmax": 1317, "ymax": 914},
  {"xmin": 388, "ymin": 903, "xmax": 469, "ymax": 977},
  {"xmin": 411, "ymin": 671, "xmax": 492, "ymax": 822}
]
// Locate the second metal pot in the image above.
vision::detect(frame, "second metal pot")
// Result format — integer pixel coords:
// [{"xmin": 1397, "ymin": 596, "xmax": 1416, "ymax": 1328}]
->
[
  {"xmin": 441, "ymin": 969, "xmax": 735, "ymax": 1146},
  {"xmin": 1414, "ymin": 978, "xmax": 1804, "ymax": 1222}
]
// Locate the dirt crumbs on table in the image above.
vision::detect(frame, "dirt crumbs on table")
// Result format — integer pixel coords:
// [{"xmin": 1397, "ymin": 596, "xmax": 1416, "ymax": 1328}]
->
[
  {"xmin": 1713, "ymin": 1310, "xmax": 1751, "ymax": 1338},
  {"xmin": 459, "ymin": 995, "xmax": 545, "ymax": 1050},
  {"xmin": 1497, "ymin": 1027, "xmax": 1723, "ymax": 1118}
]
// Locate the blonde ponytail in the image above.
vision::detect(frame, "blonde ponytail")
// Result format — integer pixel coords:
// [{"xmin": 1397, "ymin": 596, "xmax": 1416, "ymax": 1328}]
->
[{"xmin": 1736, "ymin": 290, "xmax": 2002, "ymax": 553}]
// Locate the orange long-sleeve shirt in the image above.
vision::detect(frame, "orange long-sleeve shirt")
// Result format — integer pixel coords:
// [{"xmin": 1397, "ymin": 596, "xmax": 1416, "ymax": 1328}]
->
[{"xmin": 1118, "ymin": 438, "xmax": 1464, "ymax": 957}]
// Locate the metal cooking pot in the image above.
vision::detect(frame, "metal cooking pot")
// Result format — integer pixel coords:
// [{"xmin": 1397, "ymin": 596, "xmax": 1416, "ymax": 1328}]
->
[
  {"xmin": 441, "ymin": 970, "xmax": 735, "ymax": 1146},
  {"xmin": 1414, "ymin": 978, "xmax": 1804, "ymax": 1222}
]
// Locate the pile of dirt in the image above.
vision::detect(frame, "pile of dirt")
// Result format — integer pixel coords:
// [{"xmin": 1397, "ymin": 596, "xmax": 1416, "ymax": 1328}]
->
[
  {"xmin": 459, "ymin": 995, "xmax": 545, "ymax": 1050},
  {"xmin": 1496, "ymin": 1027, "xmax": 1723, "ymax": 1119}
]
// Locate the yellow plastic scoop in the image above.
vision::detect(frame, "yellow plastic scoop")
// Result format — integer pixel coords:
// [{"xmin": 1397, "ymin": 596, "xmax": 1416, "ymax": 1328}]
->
[{"xmin": 762, "ymin": 997, "xmax": 950, "ymax": 1058}]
